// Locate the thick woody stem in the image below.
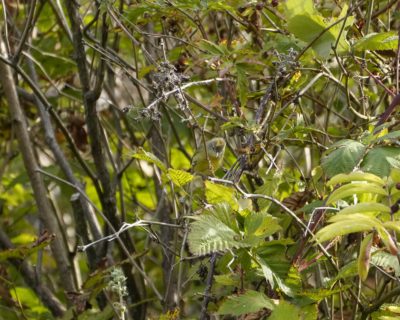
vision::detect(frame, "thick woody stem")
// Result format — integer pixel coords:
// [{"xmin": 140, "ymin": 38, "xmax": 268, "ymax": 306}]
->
[{"xmin": 0, "ymin": 32, "xmax": 76, "ymax": 295}]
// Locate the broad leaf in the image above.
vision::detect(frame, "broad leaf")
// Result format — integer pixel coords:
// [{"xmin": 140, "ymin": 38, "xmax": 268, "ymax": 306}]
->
[
  {"xmin": 327, "ymin": 172, "xmax": 385, "ymax": 187},
  {"xmin": 244, "ymin": 211, "xmax": 281, "ymax": 245},
  {"xmin": 354, "ymin": 31, "xmax": 398, "ymax": 51},
  {"xmin": 256, "ymin": 255, "xmax": 293, "ymax": 296},
  {"xmin": 321, "ymin": 140, "xmax": 366, "ymax": 177},
  {"xmin": 316, "ymin": 214, "xmax": 381, "ymax": 242},
  {"xmin": 326, "ymin": 182, "xmax": 387, "ymax": 204},
  {"xmin": 269, "ymin": 300, "xmax": 300, "ymax": 320},
  {"xmin": 187, "ymin": 204, "xmax": 246, "ymax": 255},
  {"xmin": 336, "ymin": 203, "xmax": 390, "ymax": 216},
  {"xmin": 362, "ymin": 147, "xmax": 400, "ymax": 178},
  {"xmin": 205, "ymin": 181, "xmax": 238, "ymax": 210},
  {"xmin": 217, "ymin": 290, "xmax": 275, "ymax": 316}
]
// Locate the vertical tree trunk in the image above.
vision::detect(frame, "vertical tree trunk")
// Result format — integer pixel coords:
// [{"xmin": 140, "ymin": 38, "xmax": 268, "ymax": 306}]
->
[{"xmin": 0, "ymin": 32, "xmax": 76, "ymax": 295}]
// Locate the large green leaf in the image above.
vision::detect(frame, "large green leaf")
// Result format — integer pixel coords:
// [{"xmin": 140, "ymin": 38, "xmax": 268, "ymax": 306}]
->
[
  {"xmin": 354, "ymin": 31, "xmax": 398, "ymax": 51},
  {"xmin": 244, "ymin": 211, "xmax": 281, "ymax": 245},
  {"xmin": 321, "ymin": 140, "xmax": 366, "ymax": 177},
  {"xmin": 269, "ymin": 300, "xmax": 300, "ymax": 320},
  {"xmin": 284, "ymin": 1, "xmax": 353, "ymax": 57},
  {"xmin": 326, "ymin": 182, "xmax": 387, "ymax": 204},
  {"xmin": 187, "ymin": 204, "xmax": 246, "ymax": 255},
  {"xmin": 205, "ymin": 181, "xmax": 239, "ymax": 210},
  {"xmin": 327, "ymin": 172, "xmax": 385, "ymax": 187},
  {"xmin": 336, "ymin": 203, "xmax": 390, "ymax": 216},
  {"xmin": 217, "ymin": 290, "xmax": 275, "ymax": 316},
  {"xmin": 316, "ymin": 214, "xmax": 382, "ymax": 242},
  {"xmin": 256, "ymin": 255, "xmax": 293, "ymax": 296},
  {"xmin": 362, "ymin": 147, "xmax": 400, "ymax": 178},
  {"xmin": 287, "ymin": 14, "xmax": 335, "ymax": 57}
]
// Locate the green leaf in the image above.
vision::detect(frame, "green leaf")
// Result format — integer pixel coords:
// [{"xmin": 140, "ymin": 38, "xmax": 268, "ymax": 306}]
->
[
  {"xmin": 244, "ymin": 211, "xmax": 281, "ymax": 245},
  {"xmin": 376, "ymin": 130, "xmax": 400, "ymax": 143},
  {"xmin": 205, "ymin": 181, "xmax": 238, "ymax": 210},
  {"xmin": 285, "ymin": 0, "xmax": 315, "ymax": 17},
  {"xmin": 220, "ymin": 117, "xmax": 246, "ymax": 130},
  {"xmin": 326, "ymin": 182, "xmax": 387, "ymax": 204},
  {"xmin": 187, "ymin": 204, "xmax": 247, "ymax": 255},
  {"xmin": 354, "ymin": 31, "xmax": 398, "ymax": 51},
  {"xmin": 214, "ymin": 274, "xmax": 240, "ymax": 286},
  {"xmin": 329, "ymin": 4, "xmax": 354, "ymax": 53},
  {"xmin": 269, "ymin": 300, "xmax": 300, "ymax": 320},
  {"xmin": 362, "ymin": 147, "xmax": 400, "ymax": 178},
  {"xmin": 236, "ymin": 64, "xmax": 248, "ymax": 106},
  {"xmin": 371, "ymin": 303, "xmax": 400, "ymax": 320},
  {"xmin": 256, "ymin": 255, "xmax": 293, "ymax": 296},
  {"xmin": 330, "ymin": 260, "xmax": 358, "ymax": 284},
  {"xmin": 372, "ymin": 251, "xmax": 400, "ymax": 277},
  {"xmin": 336, "ymin": 203, "xmax": 390, "ymax": 216},
  {"xmin": 11, "ymin": 287, "xmax": 49, "ymax": 315},
  {"xmin": 287, "ymin": 14, "xmax": 335, "ymax": 57},
  {"xmin": 132, "ymin": 148, "xmax": 166, "ymax": 171},
  {"xmin": 198, "ymin": 39, "xmax": 227, "ymax": 56},
  {"xmin": 217, "ymin": 290, "xmax": 275, "ymax": 316},
  {"xmin": 0, "ymin": 236, "xmax": 53, "ymax": 261},
  {"xmin": 383, "ymin": 221, "xmax": 400, "ymax": 233},
  {"xmin": 316, "ymin": 214, "xmax": 381, "ymax": 242},
  {"xmin": 358, "ymin": 233, "xmax": 373, "ymax": 281},
  {"xmin": 327, "ymin": 172, "xmax": 385, "ymax": 187},
  {"xmin": 167, "ymin": 168, "xmax": 193, "ymax": 187},
  {"xmin": 284, "ymin": 1, "xmax": 353, "ymax": 57},
  {"xmin": 301, "ymin": 287, "xmax": 347, "ymax": 301},
  {"xmin": 321, "ymin": 140, "xmax": 366, "ymax": 177}
]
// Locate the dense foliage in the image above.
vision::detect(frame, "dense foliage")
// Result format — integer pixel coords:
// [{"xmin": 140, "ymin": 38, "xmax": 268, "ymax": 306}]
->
[{"xmin": 0, "ymin": 0, "xmax": 400, "ymax": 319}]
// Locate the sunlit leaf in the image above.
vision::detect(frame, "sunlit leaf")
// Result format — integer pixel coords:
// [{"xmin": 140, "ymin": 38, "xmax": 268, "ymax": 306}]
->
[
  {"xmin": 327, "ymin": 172, "xmax": 385, "ymax": 187},
  {"xmin": 132, "ymin": 148, "xmax": 167, "ymax": 171},
  {"xmin": 167, "ymin": 168, "xmax": 193, "ymax": 187},
  {"xmin": 316, "ymin": 214, "xmax": 381, "ymax": 242},
  {"xmin": 205, "ymin": 181, "xmax": 238, "ymax": 210},
  {"xmin": 326, "ymin": 182, "xmax": 387, "ymax": 204},
  {"xmin": 336, "ymin": 203, "xmax": 390, "ymax": 216},
  {"xmin": 269, "ymin": 300, "xmax": 300, "ymax": 320}
]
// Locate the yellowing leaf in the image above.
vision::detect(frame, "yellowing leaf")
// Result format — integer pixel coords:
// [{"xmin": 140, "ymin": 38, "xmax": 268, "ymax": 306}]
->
[
  {"xmin": 167, "ymin": 168, "xmax": 193, "ymax": 187},
  {"xmin": 326, "ymin": 182, "xmax": 387, "ymax": 204},
  {"xmin": 358, "ymin": 233, "xmax": 373, "ymax": 281},
  {"xmin": 205, "ymin": 181, "xmax": 238, "ymax": 210},
  {"xmin": 327, "ymin": 172, "xmax": 385, "ymax": 187},
  {"xmin": 336, "ymin": 203, "xmax": 390, "ymax": 216}
]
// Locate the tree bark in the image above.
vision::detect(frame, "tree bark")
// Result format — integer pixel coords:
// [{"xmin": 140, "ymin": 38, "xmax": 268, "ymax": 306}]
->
[{"xmin": 0, "ymin": 32, "xmax": 76, "ymax": 295}]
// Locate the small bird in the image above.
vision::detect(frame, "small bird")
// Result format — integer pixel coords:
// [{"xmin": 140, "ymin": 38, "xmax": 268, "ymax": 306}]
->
[{"xmin": 191, "ymin": 137, "xmax": 226, "ymax": 176}]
